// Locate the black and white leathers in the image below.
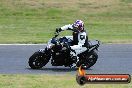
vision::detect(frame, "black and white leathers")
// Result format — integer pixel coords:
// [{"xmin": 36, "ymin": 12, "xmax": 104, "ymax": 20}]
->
[{"xmin": 61, "ymin": 24, "xmax": 88, "ymax": 56}]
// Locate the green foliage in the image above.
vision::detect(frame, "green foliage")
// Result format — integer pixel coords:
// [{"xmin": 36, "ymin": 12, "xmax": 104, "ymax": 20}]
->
[{"xmin": 121, "ymin": 0, "xmax": 132, "ymax": 3}]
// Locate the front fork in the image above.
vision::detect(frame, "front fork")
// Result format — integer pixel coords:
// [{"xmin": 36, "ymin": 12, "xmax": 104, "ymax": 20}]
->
[{"xmin": 38, "ymin": 47, "xmax": 52, "ymax": 59}]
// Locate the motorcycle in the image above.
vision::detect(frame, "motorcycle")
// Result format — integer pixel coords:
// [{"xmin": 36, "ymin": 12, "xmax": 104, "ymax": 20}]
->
[{"xmin": 28, "ymin": 31, "xmax": 100, "ymax": 69}]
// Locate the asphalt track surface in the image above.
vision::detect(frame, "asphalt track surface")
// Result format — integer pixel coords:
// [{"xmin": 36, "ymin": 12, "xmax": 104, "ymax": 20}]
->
[{"xmin": 0, "ymin": 44, "xmax": 132, "ymax": 74}]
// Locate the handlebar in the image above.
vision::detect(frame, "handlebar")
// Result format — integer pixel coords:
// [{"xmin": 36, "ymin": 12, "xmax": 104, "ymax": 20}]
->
[{"xmin": 51, "ymin": 32, "xmax": 61, "ymax": 45}]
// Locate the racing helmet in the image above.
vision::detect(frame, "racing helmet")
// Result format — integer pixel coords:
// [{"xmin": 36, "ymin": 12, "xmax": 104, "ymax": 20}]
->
[{"xmin": 73, "ymin": 20, "xmax": 84, "ymax": 32}]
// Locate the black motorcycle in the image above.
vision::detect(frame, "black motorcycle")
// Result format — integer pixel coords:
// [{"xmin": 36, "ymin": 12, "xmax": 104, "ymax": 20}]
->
[{"xmin": 28, "ymin": 32, "xmax": 100, "ymax": 69}]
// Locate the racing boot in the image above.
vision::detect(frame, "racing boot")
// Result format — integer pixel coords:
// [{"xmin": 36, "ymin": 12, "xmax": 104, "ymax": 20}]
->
[
  {"xmin": 70, "ymin": 49, "xmax": 79, "ymax": 68},
  {"xmin": 70, "ymin": 63, "xmax": 76, "ymax": 68},
  {"xmin": 70, "ymin": 56, "xmax": 79, "ymax": 68}
]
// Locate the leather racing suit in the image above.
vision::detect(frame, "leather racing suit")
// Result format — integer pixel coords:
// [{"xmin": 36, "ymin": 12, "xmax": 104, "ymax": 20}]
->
[{"xmin": 60, "ymin": 24, "xmax": 88, "ymax": 57}]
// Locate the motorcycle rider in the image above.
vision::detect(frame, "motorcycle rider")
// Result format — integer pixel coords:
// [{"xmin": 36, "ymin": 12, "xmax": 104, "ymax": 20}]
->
[{"xmin": 56, "ymin": 20, "xmax": 89, "ymax": 68}]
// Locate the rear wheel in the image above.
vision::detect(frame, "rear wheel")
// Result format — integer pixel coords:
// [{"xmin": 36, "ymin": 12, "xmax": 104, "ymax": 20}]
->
[
  {"xmin": 82, "ymin": 51, "xmax": 98, "ymax": 69},
  {"xmin": 28, "ymin": 51, "xmax": 50, "ymax": 69}
]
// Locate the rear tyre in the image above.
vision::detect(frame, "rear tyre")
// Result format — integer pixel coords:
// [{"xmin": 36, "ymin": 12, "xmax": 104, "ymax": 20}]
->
[
  {"xmin": 28, "ymin": 51, "xmax": 50, "ymax": 69},
  {"xmin": 82, "ymin": 51, "xmax": 98, "ymax": 69}
]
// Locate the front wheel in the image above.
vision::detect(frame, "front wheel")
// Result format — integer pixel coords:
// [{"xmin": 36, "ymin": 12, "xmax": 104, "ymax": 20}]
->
[{"xmin": 28, "ymin": 51, "xmax": 50, "ymax": 69}]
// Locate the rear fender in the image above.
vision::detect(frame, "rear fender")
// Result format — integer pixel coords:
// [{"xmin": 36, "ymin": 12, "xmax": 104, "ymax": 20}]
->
[{"xmin": 88, "ymin": 40, "xmax": 100, "ymax": 53}]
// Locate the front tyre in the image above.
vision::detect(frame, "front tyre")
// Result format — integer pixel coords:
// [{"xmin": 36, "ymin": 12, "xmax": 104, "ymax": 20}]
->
[{"xmin": 28, "ymin": 51, "xmax": 50, "ymax": 69}]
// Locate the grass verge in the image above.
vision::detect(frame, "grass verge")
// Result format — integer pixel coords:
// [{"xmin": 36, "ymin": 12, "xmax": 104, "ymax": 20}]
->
[
  {"xmin": 0, "ymin": 0, "xmax": 132, "ymax": 43},
  {"xmin": 0, "ymin": 74, "xmax": 131, "ymax": 88}
]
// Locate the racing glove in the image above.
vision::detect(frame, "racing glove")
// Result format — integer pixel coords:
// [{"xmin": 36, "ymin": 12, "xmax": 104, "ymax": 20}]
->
[
  {"xmin": 54, "ymin": 28, "xmax": 62, "ymax": 37},
  {"xmin": 56, "ymin": 28, "xmax": 62, "ymax": 33}
]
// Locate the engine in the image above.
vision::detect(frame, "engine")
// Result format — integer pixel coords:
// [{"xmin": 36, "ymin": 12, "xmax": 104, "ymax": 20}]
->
[{"xmin": 51, "ymin": 43, "xmax": 72, "ymax": 66}]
